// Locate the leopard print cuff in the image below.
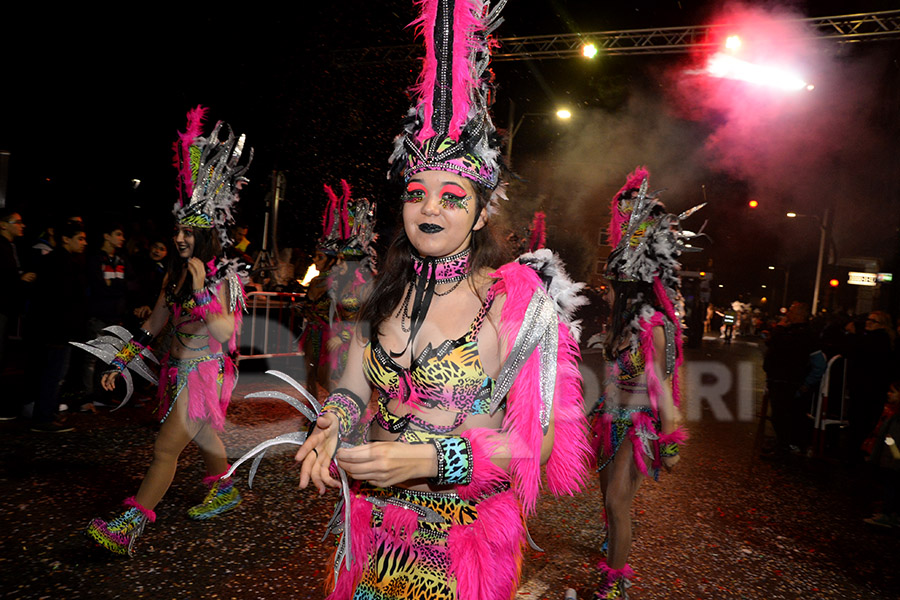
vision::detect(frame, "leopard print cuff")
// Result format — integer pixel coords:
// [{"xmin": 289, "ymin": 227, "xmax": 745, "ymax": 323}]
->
[{"xmin": 429, "ymin": 437, "xmax": 472, "ymax": 485}]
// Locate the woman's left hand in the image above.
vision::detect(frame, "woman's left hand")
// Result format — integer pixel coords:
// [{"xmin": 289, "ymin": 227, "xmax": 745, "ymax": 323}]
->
[
  {"xmin": 662, "ymin": 454, "xmax": 680, "ymax": 473},
  {"xmin": 187, "ymin": 257, "xmax": 207, "ymax": 291},
  {"xmin": 336, "ymin": 441, "xmax": 437, "ymax": 488}
]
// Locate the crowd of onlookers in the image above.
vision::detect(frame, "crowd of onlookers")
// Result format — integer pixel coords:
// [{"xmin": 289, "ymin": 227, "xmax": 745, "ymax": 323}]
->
[
  {"xmin": 757, "ymin": 301, "xmax": 900, "ymax": 529},
  {"xmin": 0, "ymin": 209, "xmax": 258, "ymax": 433}
]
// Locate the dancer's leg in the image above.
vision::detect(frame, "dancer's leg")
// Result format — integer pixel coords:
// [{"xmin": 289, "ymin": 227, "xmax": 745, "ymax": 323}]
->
[
  {"xmin": 603, "ymin": 436, "xmax": 644, "ymax": 569},
  {"xmin": 134, "ymin": 388, "xmax": 201, "ymax": 511},
  {"xmin": 193, "ymin": 421, "xmax": 229, "ymax": 477}
]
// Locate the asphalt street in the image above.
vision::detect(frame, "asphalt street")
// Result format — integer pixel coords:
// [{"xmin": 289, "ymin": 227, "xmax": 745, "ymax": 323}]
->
[{"xmin": 1, "ymin": 336, "xmax": 898, "ymax": 599}]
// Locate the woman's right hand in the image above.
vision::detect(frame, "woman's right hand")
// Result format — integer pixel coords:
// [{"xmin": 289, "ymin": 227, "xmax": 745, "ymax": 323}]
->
[
  {"xmin": 100, "ymin": 371, "xmax": 119, "ymax": 392},
  {"xmin": 295, "ymin": 411, "xmax": 341, "ymax": 494}
]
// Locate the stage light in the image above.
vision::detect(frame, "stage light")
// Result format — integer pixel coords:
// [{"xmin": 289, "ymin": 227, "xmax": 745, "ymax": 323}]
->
[
  {"xmin": 725, "ymin": 35, "xmax": 742, "ymax": 51},
  {"xmin": 582, "ymin": 43, "xmax": 598, "ymax": 59},
  {"xmin": 829, "ymin": 279, "xmax": 839, "ymax": 287},
  {"xmin": 748, "ymin": 199, "xmax": 758, "ymax": 208}
]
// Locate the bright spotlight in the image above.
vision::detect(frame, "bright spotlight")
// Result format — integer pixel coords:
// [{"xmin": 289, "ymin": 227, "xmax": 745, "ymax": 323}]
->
[
  {"xmin": 806, "ymin": 84, "xmax": 815, "ymax": 91},
  {"xmin": 725, "ymin": 35, "xmax": 742, "ymax": 51},
  {"xmin": 786, "ymin": 212, "xmax": 797, "ymax": 218},
  {"xmin": 582, "ymin": 43, "xmax": 598, "ymax": 59},
  {"xmin": 768, "ymin": 266, "xmax": 775, "ymax": 270},
  {"xmin": 706, "ymin": 53, "xmax": 808, "ymax": 91},
  {"xmin": 556, "ymin": 109, "xmax": 572, "ymax": 120}
]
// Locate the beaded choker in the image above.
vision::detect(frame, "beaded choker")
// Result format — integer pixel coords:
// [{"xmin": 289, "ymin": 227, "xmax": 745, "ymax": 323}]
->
[
  {"xmin": 393, "ymin": 250, "xmax": 471, "ymax": 358},
  {"xmin": 411, "ymin": 249, "xmax": 470, "ymax": 284}
]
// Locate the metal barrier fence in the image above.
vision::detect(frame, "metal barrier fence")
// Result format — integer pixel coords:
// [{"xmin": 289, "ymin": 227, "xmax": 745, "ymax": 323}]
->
[{"xmin": 236, "ymin": 291, "xmax": 305, "ymax": 362}]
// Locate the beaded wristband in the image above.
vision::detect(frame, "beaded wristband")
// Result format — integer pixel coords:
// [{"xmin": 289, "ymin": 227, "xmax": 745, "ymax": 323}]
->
[
  {"xmin": 193, "ymin": 288, "xmax": 214, "ymax": 306},
  {"xmin": 189, "ymin": 287, "xmax": 225, "ymax": 321},
  {"xmin": 659, "ymin": 442, "xmax": 680, "ymax": 458},
  {"xmin": 321, "ymin": 388, "xmax": 366, "ymax": 439},
  {"xmin": 429, "ymin": 437, "xmax": 473, "ymax": 486},
  {"xmin": 110, "ymin": 334, "xmax": 150, "ymax": 372}
]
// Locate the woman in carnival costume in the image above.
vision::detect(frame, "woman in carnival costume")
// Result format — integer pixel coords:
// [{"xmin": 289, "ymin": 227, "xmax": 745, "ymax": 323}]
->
[
  {"xmin": 300, "ymin": 181, "xmax": 376, "ymax": 399},
  {"xmin": 290, "ymin": 1, "xmax": 591, "ymax": 598},
  {"xmin": 590, "ymin": 167, "xmax": 699, "ymax": 598},
  {"xmin": 84, "ymin": 107, "xmax": 251, "ymax": 555}
]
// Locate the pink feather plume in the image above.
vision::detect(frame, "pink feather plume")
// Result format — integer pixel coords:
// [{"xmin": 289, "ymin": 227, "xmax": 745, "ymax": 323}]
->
[{"xmin": 607, "ymin": 166, "xmax": 649, "ymax": 248}]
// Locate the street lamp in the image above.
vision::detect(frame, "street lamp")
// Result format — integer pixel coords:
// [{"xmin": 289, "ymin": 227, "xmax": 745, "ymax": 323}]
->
[
  {"xmin": 786, "ymin": 208, "xmax": 831, "ymax": 314},
  {"xmin": 768, "ymin": 265, "xmax": 791, "ymax": 309},
  {"xmin": 506, "ymin": 100, "xmax": 573, "ymax": 168}
]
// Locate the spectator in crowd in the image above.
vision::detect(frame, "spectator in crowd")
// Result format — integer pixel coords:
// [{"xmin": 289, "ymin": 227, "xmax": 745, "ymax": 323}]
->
[
  {"xmin": 81, "ymin": 221, "xmax": 127, "ymax": 409},
  {"xmin": 26, "ymin": 221, "xmax": 89, "ymax": 432},
  {"xmin": 762, "ymin": 301, "xmax": 825, "ymax": 458},
  {"xmin": 845, "ymin": 310, "xmax": 896, "ymax": 464},
  {"xmin": 863, "ymin": 381, "xmax": 900, "ymax": 529},
  {"xmin": 130, "ymin": 238, "xmax": 170, "ymax": 323},
  {"xmin": 0, "ymin": 209, "xmax": 36, "ymax": 420}
]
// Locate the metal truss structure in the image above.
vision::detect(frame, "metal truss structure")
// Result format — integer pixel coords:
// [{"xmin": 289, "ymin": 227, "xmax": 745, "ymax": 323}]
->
[{"xmin": 335, "ymin": 10, "xmax": 900, "ymax": 66}]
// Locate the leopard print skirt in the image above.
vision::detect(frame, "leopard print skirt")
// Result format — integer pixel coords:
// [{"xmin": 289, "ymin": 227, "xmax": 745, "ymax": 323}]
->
[{"xmin": 331, "ymin": 482, "xmax": 521, "ymax": 600}]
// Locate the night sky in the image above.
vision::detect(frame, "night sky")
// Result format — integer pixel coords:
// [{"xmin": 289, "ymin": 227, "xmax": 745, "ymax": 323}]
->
[{"xmin": 4, "ymin": 0, "xmax": 900, "ymax": 308}]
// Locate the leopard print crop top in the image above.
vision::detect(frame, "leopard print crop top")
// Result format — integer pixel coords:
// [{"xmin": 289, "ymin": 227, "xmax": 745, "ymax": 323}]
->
[{"xmin": 362, "ymin": 286, "xmax": 497, "ymax": 441}]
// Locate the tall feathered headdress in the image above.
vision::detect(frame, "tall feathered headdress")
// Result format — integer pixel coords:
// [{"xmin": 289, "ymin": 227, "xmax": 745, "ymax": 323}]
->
[
  {"xmin": 605, "ymin": 167, "xmax": 705, "ymax": 293},
  {"xmin": 320, "ymin": 180, "xmax": 377, "ymax": 271},
  {"xmin": 172, "ymin": 106, "xmax": 253, "ymax": 250},
  {"xmin": 388, "ymin": 0, "xmax": 507, "ymax": 210}
]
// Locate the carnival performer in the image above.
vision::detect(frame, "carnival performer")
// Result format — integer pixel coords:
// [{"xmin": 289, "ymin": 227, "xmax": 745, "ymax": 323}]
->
[
  {"xmin": 590, "ymin": 167, "xmax": 697, "ymax": 598},
  {"xmin": 83, "ymin": 107, "xmax": 251, "ymax": 556},
  {"xmin": 287, "ymin": 2, "xmax": 591, "ymax": 599},
  {"xmin": 299, "ymin": 181, "xmax": 376, "ymax": 399}
]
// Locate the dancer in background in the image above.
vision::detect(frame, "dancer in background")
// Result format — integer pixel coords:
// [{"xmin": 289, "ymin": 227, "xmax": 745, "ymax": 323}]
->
[
  {"xmin": 84, "ymin": 107, "xmax": 251, "ymax": 556},
  {"xmin": 591, "ymin": 167, "xmax": 698, "ymax": 598},
  {"xmin": 299, "ymin": 181, "xmax": 376, "ymax": 399}
]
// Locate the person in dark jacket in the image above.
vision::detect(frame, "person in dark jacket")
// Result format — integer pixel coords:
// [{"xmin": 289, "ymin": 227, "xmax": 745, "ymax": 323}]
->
[
  {"xmin": 81, "ymin": 221, "xmax": 127, "ymax": 408},
  {"xmin": 0, "ymin": 209, "xmax": 36, "ymax": 419},
  {"xmin": 27, "ymin": 222, "xmax": 89, "ymax": 432},
  {"xmin": 763, "ymin": 302, "xmax": 824, "ymax": 457}
]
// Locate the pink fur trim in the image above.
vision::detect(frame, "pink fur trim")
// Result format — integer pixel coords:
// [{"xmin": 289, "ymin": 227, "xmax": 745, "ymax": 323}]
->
[
  {"xmin": 326, "ymin": 492, "xmax": 374, "ymax": 600},
  {"xmin": 591, "ymin": 411, "xmax": 615, "ymax": 460},
  {"xmin": 190, "ymin": 293, "xmax": 225, "ymax": 321},
  {"xmin": 123, "ymin": 496, "xmax": 157, "ymax": 522},
  {"xmin": 493, "ymin": 264, "xmax": 545, "ymax": 514},
  {"xmin": 597, "ymin": 558, "xmax": 635, "ymax": 581},
  {"xmin": 491, "ymin": 261, "xmax": 590, "ymax": 513},
  {"xmin": 203, "ymin": 467, "xmax": 233, "ymax": 487},
  {"xmin": 607, "ymin": 166, "xmax": 649, "ymax": 248},
  {"xmin": 448, "ymin": 491, "xmax": 524, "ymax": 600},
  {"xmin": 183, "ymin": 355, "xmax": 235, "ymax": 431},
  {"xmin": 658, "ymin": 426, "xmax": 689, "ymax": 445},
  {"xmin": 380, "ymin": 504, "xmax": 419, "ymax": 554},
  {"xmin": 628, "ymin": 411, "xmax": 656, "ymax": 476},
  {"xmin": 458, "ymin": 428, "xmax": 508, "ymax": 501}
]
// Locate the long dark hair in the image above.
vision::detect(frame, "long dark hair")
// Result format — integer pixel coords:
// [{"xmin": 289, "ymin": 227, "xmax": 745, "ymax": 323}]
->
[
  {"xmin": 358, "ymin": 184, "xmax": 509, "ymax": 340},
  {"xmin": 167, "ymin": 227, "xmax": 222, "ymax": 303},
  {"xmin": 604, "ymin": 279, "xmax": 659, "ymax": 360}
]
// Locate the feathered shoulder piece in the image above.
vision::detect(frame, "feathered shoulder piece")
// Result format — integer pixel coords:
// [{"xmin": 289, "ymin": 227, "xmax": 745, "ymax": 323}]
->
[
  {"xmin": 515, "ymin": 248, "xmax": 588, "ymax": 343},
  {"xmin": 388, "ymin": 0, "xmax": 507, "ymax": 206}
]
